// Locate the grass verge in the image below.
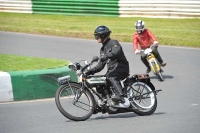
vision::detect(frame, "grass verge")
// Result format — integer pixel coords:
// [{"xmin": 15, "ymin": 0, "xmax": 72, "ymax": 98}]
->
[
  {"xmin": 0, "ymin": 12, "xmax": 200, "ymax": 47},
  {"xmin": 0, "ymin": 54, "xmax": 70, "ymax": 71}
]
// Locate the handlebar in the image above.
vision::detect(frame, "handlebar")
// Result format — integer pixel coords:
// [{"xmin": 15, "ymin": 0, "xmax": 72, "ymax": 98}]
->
[
  {"xmin": 69, "ymin": 56, "xmax": 99, "ymax": 75},
  {"xmin": 80, "ymin": 64, "xmax": 90, "ymax": 72},
  {"xmin": 137, "ymin": 43, "xmax": 157, "ymax": 55}
]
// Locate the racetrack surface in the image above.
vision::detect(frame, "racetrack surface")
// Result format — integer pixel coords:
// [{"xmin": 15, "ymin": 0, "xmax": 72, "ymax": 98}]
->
[{"xmin": 0, "ymin": 31, "xmax": 200, "ymax": 133}]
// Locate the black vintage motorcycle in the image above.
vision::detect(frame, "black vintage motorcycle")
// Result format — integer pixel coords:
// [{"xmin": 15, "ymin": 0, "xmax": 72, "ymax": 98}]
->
[{"xmin": 55, "ymin": 56, "xmax": 161, "ymax": 121}]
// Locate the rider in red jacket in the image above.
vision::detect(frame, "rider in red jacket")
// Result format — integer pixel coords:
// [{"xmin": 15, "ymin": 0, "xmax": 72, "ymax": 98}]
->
[{"xmin": 133, "ymin": 20, "xmax": 166, "ymax": 73}]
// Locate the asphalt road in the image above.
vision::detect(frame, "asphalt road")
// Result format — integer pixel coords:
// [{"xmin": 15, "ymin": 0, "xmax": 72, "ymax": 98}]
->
[{"xmin": 0, "ymin": 31, "xmax": 200, "ymax": 133}]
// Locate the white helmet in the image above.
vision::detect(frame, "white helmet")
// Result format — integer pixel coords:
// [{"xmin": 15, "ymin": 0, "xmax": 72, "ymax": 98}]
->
[{"xmin": 135, "ymin": 20, "xmax": 145, "ymax": 34}]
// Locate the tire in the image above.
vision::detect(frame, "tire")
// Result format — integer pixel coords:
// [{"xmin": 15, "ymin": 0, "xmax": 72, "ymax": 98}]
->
[
  {"xmin": 157, "ymin": 71, "xmax": 164, "ymax": 81},
  {"xmin": 127, "ymin": 82, "xmax": 157, "ymax": 116},
  {"xmin": 152, "ymin": 62, "xmax": 164, "ymax": 81},
  {"xmin": 55, "ymin": 83, "xmax": 95, "ymax": 121}
]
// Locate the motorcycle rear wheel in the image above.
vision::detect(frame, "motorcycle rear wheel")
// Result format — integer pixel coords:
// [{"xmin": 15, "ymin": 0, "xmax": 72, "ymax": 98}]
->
[
  {"xmin": 55, "ymin": 83, "xmax": 95, "ymax": 121},
  {"xmin": 127, "ymin": 82, "xmax": 157, "ymax": 116}
]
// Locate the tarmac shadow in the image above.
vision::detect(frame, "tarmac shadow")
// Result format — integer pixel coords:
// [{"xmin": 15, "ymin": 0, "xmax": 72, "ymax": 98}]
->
[
  {"xmin": 150, "ymin": 75, "xmax": 174, "ymax": 80},
  {"xmin": 64, "ymin": 112, "xmax": 166, "ymax": 122}
]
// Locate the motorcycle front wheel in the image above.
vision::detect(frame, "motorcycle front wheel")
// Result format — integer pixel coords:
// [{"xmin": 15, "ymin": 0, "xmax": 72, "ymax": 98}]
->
[
  {"xmin": 157, "ymin": 71, "xmax": 164, "ymax": 81},
  {"xmin": 55, "ymin": 83, "xmax": 95, "ymax": 121},
  {"xmin": 152, "ymin": 62, "xmax": 164, "ymax": 81},
  {"xmin": 127, "ymin": 82, "xmax": 157, "ymax": 116}
]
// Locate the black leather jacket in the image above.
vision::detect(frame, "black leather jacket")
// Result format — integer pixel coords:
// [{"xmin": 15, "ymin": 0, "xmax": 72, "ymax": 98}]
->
[{"xmin": 92, "ymin": 38, "xmax": 129, "ymax": 79}]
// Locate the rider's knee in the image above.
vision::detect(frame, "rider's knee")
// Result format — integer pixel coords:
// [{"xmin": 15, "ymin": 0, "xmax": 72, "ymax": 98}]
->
[
  {"xmin": 140, "ymin": 52, "xmax": 146, "ymax": 59},
  {"xmin": 151, "ymin": 46, "xmax": 157, "ymax": 52},
  {"xmin": 151, "ymin": 46, "xmax": 159, "ymax": 55}
]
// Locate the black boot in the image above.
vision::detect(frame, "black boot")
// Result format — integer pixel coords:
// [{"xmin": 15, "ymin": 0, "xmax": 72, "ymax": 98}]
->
[
  {"xmin": 106, "ymin": 77, "xmax": 125, "ymax": 103},
  {"xmin": 111, "ymin": 95, "xmax": 125, "ymax": 103}
]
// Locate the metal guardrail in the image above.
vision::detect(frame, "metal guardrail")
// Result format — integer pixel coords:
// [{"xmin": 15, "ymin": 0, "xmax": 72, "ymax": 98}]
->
[
  {"xmin": 118, "ymin": 0, "xmax": 200, "ymax": 18},
  {"xmin": 0, "ymin": 0, "xmax": 32, "ymax": 13},
  {"xmin": 0, "ymin": 0, "xmax": 200, "ymax": 18}
]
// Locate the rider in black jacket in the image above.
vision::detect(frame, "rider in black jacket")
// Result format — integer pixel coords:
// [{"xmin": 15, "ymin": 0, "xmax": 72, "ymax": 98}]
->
[{"xmin": 87, "ymin": 25, "xmax": 130, "ymax": 103}]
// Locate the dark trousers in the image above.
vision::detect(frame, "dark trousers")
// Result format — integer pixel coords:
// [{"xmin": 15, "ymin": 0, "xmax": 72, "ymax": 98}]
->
[
  {"xmin": 105, "ymin": 68, "xmax": 129, "ymax": 96},
  {"xmin": 140, "ymin": 46, "xmax": 164, "ymax": 68},
  {"xmin": 106, "ymin": 77, "xmax": 123, "ymax": 96}
]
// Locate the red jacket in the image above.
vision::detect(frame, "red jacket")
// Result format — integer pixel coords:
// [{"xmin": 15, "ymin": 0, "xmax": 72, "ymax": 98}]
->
[{"xmin": 133, "ymin": 29, "xmax": 157, "ymax": 51}]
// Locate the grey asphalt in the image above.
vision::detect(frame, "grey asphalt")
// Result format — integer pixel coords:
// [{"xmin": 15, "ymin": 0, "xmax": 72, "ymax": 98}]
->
[{"xmin": 0, "ymin": 31, "xmax": 200, "ymax": 133}]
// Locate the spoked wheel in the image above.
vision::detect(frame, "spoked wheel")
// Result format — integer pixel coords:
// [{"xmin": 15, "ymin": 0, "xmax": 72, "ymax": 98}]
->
[
  {"xmin": 127, "ymin": 82, "xmax": 157, "ymax": 116},
  {"xmin": 55, "ymin": 83, "xmax": 95, "ymax": 121}
]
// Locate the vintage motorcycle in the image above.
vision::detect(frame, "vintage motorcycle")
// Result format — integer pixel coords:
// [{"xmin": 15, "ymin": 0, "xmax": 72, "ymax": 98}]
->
[
  {"xmin": 55, "ymin": 56, "xmax": 161, "ymax": 121},
  {"xmin": 142, "ymin": 46, "xmax": 164, "ymax": 81}
]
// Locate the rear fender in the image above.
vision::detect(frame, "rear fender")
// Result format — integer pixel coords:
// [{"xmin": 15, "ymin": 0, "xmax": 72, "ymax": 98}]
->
[
  {"xmin": 124, "ymin": 74, "xmax": 155, "ymax": 91},
  {"xmin": 135, "ymin": 74, "xmax": 155, "ymax": 91},
  {"xmin": 145, "ymin": 81, "xmax": 155, "ymax": 91},
  {"xmin": 134, "ymin": 74, "xmax": 150, "ymax": 81}
]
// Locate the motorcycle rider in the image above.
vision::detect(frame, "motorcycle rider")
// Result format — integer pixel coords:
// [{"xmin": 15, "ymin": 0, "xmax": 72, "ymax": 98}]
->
[
  {"xmin": 86, "ymin": 25, "xmax": 130, "ymax": 103},
  {"xmin": 133, "ymin": 20, "xmax": 166, "ymax": 73}
]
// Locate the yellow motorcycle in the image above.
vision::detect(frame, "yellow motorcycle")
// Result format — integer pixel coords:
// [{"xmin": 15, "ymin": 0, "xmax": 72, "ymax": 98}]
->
[{"xmin": 142, "ymin": 47, "xmax": 164, "ymax": 81}]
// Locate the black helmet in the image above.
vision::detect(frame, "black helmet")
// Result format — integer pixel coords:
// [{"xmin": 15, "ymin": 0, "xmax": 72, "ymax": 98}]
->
[
  {"xmin": 135, "ymin": 20, "xmax": 145, "ymax": 34},
  {"xmin": 94, "ymin": 25, "xmax": 111, "ymax": 41}
]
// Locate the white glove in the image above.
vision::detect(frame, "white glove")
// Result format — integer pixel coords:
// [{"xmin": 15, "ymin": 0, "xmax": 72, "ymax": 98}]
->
[
  {"xmin": 153, "ymin": 41, "xmax": 159, "ymax": 46},
  {"xmin": 135, "ymin": 49, "xmax": 140, "ymax": 55}
]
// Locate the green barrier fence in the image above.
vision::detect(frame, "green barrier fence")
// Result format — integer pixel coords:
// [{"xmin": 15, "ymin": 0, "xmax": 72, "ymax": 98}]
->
[
  {"xmin": 8, "ymin": 66, "xmax": 77, "ymax": 101},
  {"xmin": 32, "ymin": 0, "xmax": 119, "ymax": 16}
]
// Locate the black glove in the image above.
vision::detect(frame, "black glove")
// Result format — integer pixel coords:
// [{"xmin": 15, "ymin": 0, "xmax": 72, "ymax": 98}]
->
[
  {"xmin": 100, "ymin": 55, "xmax": 108, "ymax": 62},
  {"xmin": 85, "ymin": 69, "xmax": 95, "ymax": 75}
]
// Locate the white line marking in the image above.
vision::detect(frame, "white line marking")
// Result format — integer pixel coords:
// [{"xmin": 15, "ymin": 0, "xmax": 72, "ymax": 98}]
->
[
  {"xmin": 192, "ymin": 104, "xmax": 198, "ymax": 106},
  {"xmin": 0, "ymin": 98, "xmax": 55, "ymax": 105}
]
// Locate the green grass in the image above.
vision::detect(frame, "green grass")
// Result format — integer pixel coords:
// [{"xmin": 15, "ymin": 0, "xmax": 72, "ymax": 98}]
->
[
  {"xmin": 0, "ymin": 54, "xmax": 70, "ymax": 71},
  {"xmin": 0, "ymin": 12, "xmax": 200, "ymax": 47}
]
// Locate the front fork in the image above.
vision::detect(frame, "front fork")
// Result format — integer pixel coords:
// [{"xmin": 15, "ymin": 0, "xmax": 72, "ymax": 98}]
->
[
  {"xmin": 69, "ymin": 81, "xmax": 84, "ymax": 104},
  {"xmin": 147, "ymin": 58, "xmax": 161, "ymax": 74}
]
